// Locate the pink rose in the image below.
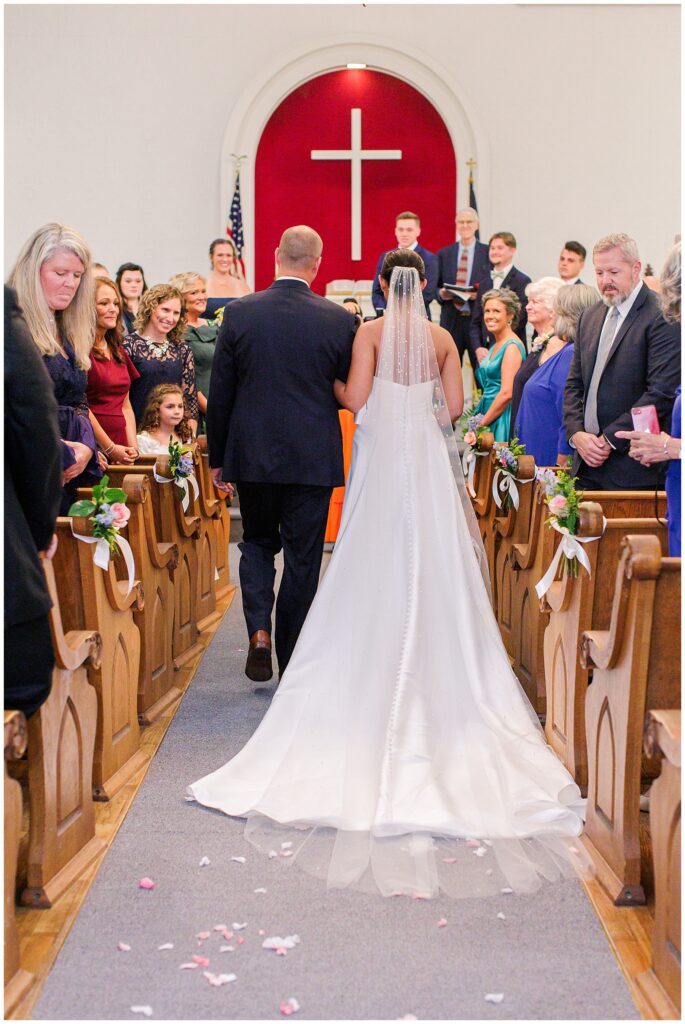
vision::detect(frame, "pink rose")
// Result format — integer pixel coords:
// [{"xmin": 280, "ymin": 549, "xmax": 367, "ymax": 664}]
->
[
  {"xmin": 110, "ymin": 502, "xmax": 131, "ymax": 529},
  {"xmin": 548, "ymin": 494, "xmax": 569, "ymax": 517},
  {"xmin": 464, "ymin": 431, "xmax": 477, "ymax": 446}
]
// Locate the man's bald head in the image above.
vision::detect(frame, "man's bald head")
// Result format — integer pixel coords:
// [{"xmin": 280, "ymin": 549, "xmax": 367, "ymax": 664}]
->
[{"xmin": 275, "ymin": 226, "xmax": 323, "ymax": 282}]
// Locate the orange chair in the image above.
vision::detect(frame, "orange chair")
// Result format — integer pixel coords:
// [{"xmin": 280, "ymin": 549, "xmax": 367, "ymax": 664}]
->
[{"xmin": 325, "ymin": 411, "xmax": 356, "ymax": 542}]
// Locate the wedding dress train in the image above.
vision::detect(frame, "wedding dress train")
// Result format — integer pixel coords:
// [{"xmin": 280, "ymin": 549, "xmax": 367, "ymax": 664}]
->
[{"xmin": 188, "ymin": 269, "xmax": 586, "ymax": 899}]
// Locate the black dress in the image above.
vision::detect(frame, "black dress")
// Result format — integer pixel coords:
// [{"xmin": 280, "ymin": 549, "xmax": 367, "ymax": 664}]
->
[
  {"xmin": 123, "ymin": 332, "xmax": 199, "ymax": 427},
  {"xmin": 43, "ymin": 340, "xmax": 102, "ymax": 513}
]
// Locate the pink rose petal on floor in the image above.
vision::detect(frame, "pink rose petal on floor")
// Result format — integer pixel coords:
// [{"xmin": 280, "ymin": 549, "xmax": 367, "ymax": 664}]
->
[
  {"xmin": 219, "ymin": 945, "xmax": 234, "ymax": 953},
  {"xmin": 117, "ymin": 941, "xmax": 131, "ymax": 951},
  {"xmin": 138, "ymin": 877, "xmax": 155, "ymax": 890},
  {"xmin": 222, "ymin": 931, "xmax": 234, "ymax": 940},
  {"xmin": 276, "ymin": 947, "xmax": 288, "ymax": 956},
  {"xmin": 196, "ymin": 931, "xmax": 210, "ymax": 940},
  {"xmin": 411, "ymin": 893, "xmax": 429, "ymax": 900},
  {"xmin": 203, "ymin": 971, "xmax": 237, "ymax": 987},
  {"xmin": 179, "ymin": 962, "xmax": 199, "ymax": 970},
  {"xmin": 157, "ymin": 943, "xmax": 174, "ymax": 951},
  {"xmin": 442, "ymin": 857, "xmax": 457, "ymax": 864},
  {"xmin": 280, "ymin": 997, "xmax": 300, "ymax": 1015},
  {"xmin": 437, "ymin": 918, "xmax": 447, "ymax": 929},
  {"xmin": 237, "ymin": 936, "xmax": 245, "ymax": 945},
  {"xmin": 258, "ymin": 930, "xmax": 265, "ymax": 936},
  {"xmin": 466, "ymin": 839, "xmax": 481, "ymax": 848},
  {"xmin": 192, "ymin": 955, "xmax": 210, "ymax": 966},
  {"xmin": 130, "ymin": 1005, "xmax": 153, "ymax": 1016},
  {"xmin": 214, "ymin": 924, "xmax": 228, "ymax": 932},
  {"xmin": 280, "ymin": 850, "xmax": 293, "ymax": 858}
]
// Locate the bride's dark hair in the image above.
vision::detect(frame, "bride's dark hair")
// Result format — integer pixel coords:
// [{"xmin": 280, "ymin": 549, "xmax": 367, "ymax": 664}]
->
[{"xmin": 381, "ymin": 247, "xmax": 426, "ymax": 282}]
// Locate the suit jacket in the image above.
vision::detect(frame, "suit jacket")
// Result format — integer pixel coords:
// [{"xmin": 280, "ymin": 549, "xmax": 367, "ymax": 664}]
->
[
  {"xmin": 469, "ymin": 265, "xmax": 532, "ymax": 352},
  {"xmin": 4, "ymin": 286, "xmax": 63, "ymax": 627},
  {"xmin": 436, "ymin": 240, "xmax": 491, "ymax": 353},
  {"xmin": 207, "ymin": 279, "xmax": 357, "ymax": 486},
  {"xmin": 563, "ymin": 283, "xmax": 681, "ymax": 488},
  {"xmin": 371, "ymin": 244, "xmax": 438, "ymax": 317}
]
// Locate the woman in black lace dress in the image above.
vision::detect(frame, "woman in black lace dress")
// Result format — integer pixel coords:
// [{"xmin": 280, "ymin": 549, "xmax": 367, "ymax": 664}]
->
[
  {"xmin": 123, "ymin": 283, "xmax": 199, "ymax": 434},
  {"xmin": 9, "ymin": 223, "xmax": 103, "ymax": 512}
]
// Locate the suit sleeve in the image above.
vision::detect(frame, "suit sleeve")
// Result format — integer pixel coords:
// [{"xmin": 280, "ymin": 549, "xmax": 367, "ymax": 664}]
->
[
  {"xmin": 563, "ymin": 316, "xmax": 587, "ymax": 443},
  {"xmin": 335, "ymin": 315, "xmax": 358, "ymax": 383},
  {"xmin": 603, "ymin": 316, "xmax": 682, "ymax": 451},
  {"xmin": 554, "ymin": 353, "xmax": 573, "ymax": 456},
  {"xmin": 469, "ymin": 292, "xmax": 485, "ymax": 352},
  {"xmin": 436, "ymin": 250, "xmax": 447, "ymax": 305},
  {"xmin": 206, "ymin": 313, "xmax": 237, "ymax": 469},
  {"xmin": 5, "ymin": 298, "xmax": 63, "ymax": 551},
  {"xmin": 423, "ymin": 253, "xmax": 438, "ymax": 305},
  {"xmin": 371, "ymin": 253, "xmax": 386, "ymax": 311}
]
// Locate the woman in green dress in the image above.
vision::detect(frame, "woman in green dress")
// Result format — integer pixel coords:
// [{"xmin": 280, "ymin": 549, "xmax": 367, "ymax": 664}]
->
[
  {"xmin": 474, "ymin": 288, "xmax": 526, "ymax": 441},
  {"xmin": 170, "ymin": 272, "xmax": 218, "ymax": 432}
]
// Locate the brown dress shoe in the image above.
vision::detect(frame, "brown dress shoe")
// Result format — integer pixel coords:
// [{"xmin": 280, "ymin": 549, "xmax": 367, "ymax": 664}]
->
[{"xmin": 245, "ymin": 630, "xmax": 273, "ymax": 682}]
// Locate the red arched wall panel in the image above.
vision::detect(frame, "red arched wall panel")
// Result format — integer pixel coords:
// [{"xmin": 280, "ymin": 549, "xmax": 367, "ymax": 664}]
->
[{"xmin": 255, "ymin": 69, "xmax": 456, "ymax": 293}]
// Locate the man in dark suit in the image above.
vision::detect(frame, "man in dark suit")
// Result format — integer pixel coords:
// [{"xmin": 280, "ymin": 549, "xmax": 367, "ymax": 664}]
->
[
  {"xmin": 5, "ymin": 286, "xmax": 63, "ymax": 718},
  {"xmin": 371, "ymin": 211, "xmax": 438, "ymax": 318},
  {"xmin": 563, "ymin": 233, "xmax": 681, "ymax": 490},
  {"xmin": 208, "ymin": 226, "xmax": 357, "ymax": 685},
  {"xmin": 436, "ymin": 207, "xmax": 491, "ymax": 366},
  {"xmin": 469, "ymin": 232, "xmax": 532, "ymax": 360},
  {"xmin": 558, "ymin": 240, "xmax": 587, "ymax": 285}
]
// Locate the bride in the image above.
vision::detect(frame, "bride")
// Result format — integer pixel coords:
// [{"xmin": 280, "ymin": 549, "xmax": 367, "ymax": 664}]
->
[{"xmin": 188, "ymin": 249, "xmax": 586, "ymax": 899}]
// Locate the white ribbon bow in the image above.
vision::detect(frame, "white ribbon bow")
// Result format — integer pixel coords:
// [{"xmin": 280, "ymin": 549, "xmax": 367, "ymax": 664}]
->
[
  {"xmin": 535, "ymin": 517, "xmax": 607, "ymax": 599},
  {"xmin": 153, "ymin": 468, "xmax": 199, "ymax": 513},
  {"xmin": 71, "ymin": 520, "xmax": 136, "ymax": 596},
  {"xmin": 491, "ymin": 470, "xmax": 534, "ymax": 510},
  {"xmin": 461, "ymin": 446, "xmax": 488, "ymax": 498}
]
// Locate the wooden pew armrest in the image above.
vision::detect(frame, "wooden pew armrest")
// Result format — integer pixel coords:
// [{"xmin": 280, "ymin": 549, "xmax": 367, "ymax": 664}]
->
[
  {"xmin": 4, "ymin": 710, "xmax": 28, "ymax": 760},
  {"xmin": 644, "ymin": 710, "xmax": 681, "ymax": 766},
  {"xmin": 58, "ymin": 630, "xmax": 103, "ymax": 671}
]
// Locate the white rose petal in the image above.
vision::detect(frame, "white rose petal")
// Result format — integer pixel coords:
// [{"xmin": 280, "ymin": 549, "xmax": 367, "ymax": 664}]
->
[{"xmin": 485, "ymin": 993, "xmax": 504, "ymax": 1004}]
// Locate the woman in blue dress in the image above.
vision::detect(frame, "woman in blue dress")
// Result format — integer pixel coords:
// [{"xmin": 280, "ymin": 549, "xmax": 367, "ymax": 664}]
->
[
  {"xmin": 474, "ymin": 288, "xmax": 526, "ymax": 441},
  {"xmin": 205, "ymin": 237, "xmax": 251, "ymax": 320},
  {"xmin": 9, "ymin": 223, "xmax": 103, "ymax": 513},
  {"xmin": 515, "ymin": 283, "xmax": 599, "ymax": 466}
]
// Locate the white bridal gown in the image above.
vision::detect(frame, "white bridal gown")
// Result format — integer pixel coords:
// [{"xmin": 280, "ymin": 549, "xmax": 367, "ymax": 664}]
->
[{"xmin": 188, "ymin": 372, "xmax": 587, "ymax": 898}]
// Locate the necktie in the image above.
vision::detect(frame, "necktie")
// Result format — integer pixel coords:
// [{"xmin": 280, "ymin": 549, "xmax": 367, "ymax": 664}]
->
[
  {"xmin": 584, "ymin": 306, "xmax": 620, "ymax": 434},
  {"xmin": 492, "ymin": 270, "xmax": 504, "ymax": 289},
  {"xmin": 456, "ymin": 248, "xmax": 469, "ymax": 288}
]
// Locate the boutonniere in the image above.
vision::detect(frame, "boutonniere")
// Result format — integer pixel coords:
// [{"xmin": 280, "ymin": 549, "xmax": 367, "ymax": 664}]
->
[{"xmin": 530, "ymin": 331, "xmax": 553, "ymax": 354}]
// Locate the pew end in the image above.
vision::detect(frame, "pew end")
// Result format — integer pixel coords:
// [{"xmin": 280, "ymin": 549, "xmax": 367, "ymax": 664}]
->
[{"xmin": 4, "ymin": 711, "xmax": 35, "ymax": 1015}]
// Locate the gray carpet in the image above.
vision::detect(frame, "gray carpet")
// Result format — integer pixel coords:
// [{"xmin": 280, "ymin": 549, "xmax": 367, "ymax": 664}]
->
[{"xmin": 33, "ymin": 547, "xmax": 639, "ymax": 1021}]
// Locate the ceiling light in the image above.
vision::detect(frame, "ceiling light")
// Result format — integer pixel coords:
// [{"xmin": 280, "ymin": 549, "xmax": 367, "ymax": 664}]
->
[{"xmin": 346, "ymin": 63, "xmax": 367, "ymax": 69}]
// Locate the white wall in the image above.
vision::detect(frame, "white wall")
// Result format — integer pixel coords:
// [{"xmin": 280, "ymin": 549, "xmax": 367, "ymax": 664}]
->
[{"xmin": 5, "ymin": 4, "xmax": 680, "ymax": 286}]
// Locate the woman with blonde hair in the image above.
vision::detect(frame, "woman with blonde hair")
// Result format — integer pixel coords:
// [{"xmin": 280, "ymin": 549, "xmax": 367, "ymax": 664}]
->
[
  {"xmin": 8, "ymin": 222, "xmax": 103, "ymax": 510},
  {"xmin": 169, "ymin": 271, "xmax": 218, "ymax": 430},
  {"xmin": 123, "ymin": 282, "xmax": 198, "ymax": 433}
]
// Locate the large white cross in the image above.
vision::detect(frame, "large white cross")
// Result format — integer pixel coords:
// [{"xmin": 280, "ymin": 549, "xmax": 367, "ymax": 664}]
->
[{"xmin": 311, "ymin": 108, "xmax": 402, "ymax": 261}]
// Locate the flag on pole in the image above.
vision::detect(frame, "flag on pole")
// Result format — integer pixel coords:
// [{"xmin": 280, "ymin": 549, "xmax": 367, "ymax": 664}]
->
[
  {"xmin": 468, "ymin": 166, "xmax": 480, "ymax": 240},
  {"xmin": 227, "ymin": 169, "xmax": 244, "ymax": 259}
]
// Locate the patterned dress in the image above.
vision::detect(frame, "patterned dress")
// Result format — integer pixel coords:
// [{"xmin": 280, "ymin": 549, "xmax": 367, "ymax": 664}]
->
[{"xmin": 123, "ymin": 332, "xmax": 198, "ymax": 427}]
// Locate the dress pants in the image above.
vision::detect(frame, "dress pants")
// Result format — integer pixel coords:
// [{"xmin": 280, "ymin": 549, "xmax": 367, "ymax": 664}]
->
[
  {"xmin": 4, "ymin": 614, "xmax": 54, "ymax": 718},
  {"xmin": 236, "ymin": 481, "xmax": 333, "ymax": 674}
]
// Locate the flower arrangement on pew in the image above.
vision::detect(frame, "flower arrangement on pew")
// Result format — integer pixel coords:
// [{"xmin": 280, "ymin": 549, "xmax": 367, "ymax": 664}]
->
[
  {"xmin": 534, "ymin": 469, "xmax": 604, "ymax": 598},
  {"xmin": 492, "ymin": 437, "xmax": 527, "ymax": 511},
  {"xmin": 461, "ymin": 413, "xmax": 489, "ymax": 498},
  {"xmin": 161, "ymin": 439, "xmax": 199, "ymax": 512},
  {"xmin": 68, "ymin": 476, "xmax": 135, "ymax": 593}
]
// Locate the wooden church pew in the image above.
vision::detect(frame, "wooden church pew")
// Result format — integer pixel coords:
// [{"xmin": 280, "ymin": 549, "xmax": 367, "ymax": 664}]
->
[
  {"xmin": 107, "ymin": 459, "xmax": 203, "ymax": 670},
  {"xmin": 109, "ymin": 473, "xmax": 180, "ymax": 726},
  {"xmin": 21, "ymin": 558, "xmax": 105, "ymax": 908},
  {"xmin": 468, "ymin": 431, "xmax": 495, "ymax": 524},
  {"xmin": 580, "ymin": 534, "xmax": 681, "ymax": 905},
  {"xmin": 542, "ymin": 502, "xmax": 668, "ymax": 789},
  {"xmin": 188, "ymin": 445, "xmax": 221, "ymax": 632},
  {"xmin": 54, "ymin": 513, "xmax": 148, "ymax": 800},
  {"xmin": 636, "ymin": 710, "xmax": 681, "ymax": 1020},
  {"xmin": 492, "ymin": 454, "xmax": 536, "ymax": 633},
  {"xmin": 4, "ymin": 710, "xmax": 34, "ymax": 1015},
  {"xmin": 509, "ymin": 487, "xmax": 667, "ymax": 718},
  {"xmin": 195, "ymin": 436, "xmax": 236, "ymax": 602}
]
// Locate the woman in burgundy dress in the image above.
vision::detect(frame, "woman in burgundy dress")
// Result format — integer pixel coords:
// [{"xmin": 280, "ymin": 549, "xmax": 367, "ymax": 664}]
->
[{"xmin": 87, "ymin": 278, "xmax": 139, "ymax": 464}]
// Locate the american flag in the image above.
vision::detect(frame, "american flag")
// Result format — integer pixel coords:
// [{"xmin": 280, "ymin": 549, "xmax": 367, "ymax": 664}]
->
[{"xmin": 227, "ymin": 170, "xmax": 244, "ymax": 259}]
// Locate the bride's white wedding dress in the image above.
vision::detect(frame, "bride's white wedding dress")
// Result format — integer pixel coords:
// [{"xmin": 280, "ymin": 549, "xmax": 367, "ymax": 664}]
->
[{"xmin": 188, "ymin": 268, "xmax": 586, "ymax": 899}]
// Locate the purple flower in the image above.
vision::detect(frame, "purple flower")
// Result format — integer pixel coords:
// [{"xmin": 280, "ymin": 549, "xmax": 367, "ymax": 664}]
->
[{"xmin": 94, "ymin": 504, "xmax": 116, "ymax": 527}]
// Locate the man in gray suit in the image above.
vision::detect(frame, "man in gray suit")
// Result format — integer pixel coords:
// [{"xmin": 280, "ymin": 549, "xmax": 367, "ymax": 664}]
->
[{"xmin": 563, "ymin": 233, "xmax": 681, "ymax": 490}]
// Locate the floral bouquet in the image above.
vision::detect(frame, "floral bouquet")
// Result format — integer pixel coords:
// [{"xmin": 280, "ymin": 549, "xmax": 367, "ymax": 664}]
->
[
  {"xmin": 461, "ymin": 412, "xmax": 487, "ymax": 450},
  {"xmin": 534, "ymin": 468, "xmax": 589, "ymax": 591},
  {"xmin": 460, "ymin": 413, "xmax": 490, "ymax": 498},
  {"xmin": 68, "ymin": 476, "xmax": 136, "ymax": 593},
  {"xmin": 492, "ymin": 437, "xmax": 527, "ymax": 511},
  {"xmin": 168, "ymin": 439, "xmax": 195, "ymax": 481},
  {"xmin": 68, "ymin": 475, "xmax": 130, "ymax": 554}
]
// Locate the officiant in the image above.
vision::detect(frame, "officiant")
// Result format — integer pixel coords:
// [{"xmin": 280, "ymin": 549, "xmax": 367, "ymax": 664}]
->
[
  {"xmin": 371, "ymin": 212, "xmax": 438, "ymax": 318},
  {"xmin": 436, "ymin": 207, "xmax": 491, "ymax": 366}
]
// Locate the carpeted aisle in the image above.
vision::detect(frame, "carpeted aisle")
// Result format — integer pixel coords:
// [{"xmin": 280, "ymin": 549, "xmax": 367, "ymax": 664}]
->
[{"xmin": 33, "ymin": 548, "xmax": 640, "ymax": 1021}]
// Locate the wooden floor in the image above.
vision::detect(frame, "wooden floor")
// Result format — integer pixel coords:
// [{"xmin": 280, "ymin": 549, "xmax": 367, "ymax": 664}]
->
[{"xmin": 8, "ymin": 583, "xmax": 659, "ymax": 1021}]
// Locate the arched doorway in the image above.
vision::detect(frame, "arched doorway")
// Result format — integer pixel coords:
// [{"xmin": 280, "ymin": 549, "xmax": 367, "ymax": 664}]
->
[{"xmin": 254, "ymin": 69, "xmax": 457, "ymax": 293}]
